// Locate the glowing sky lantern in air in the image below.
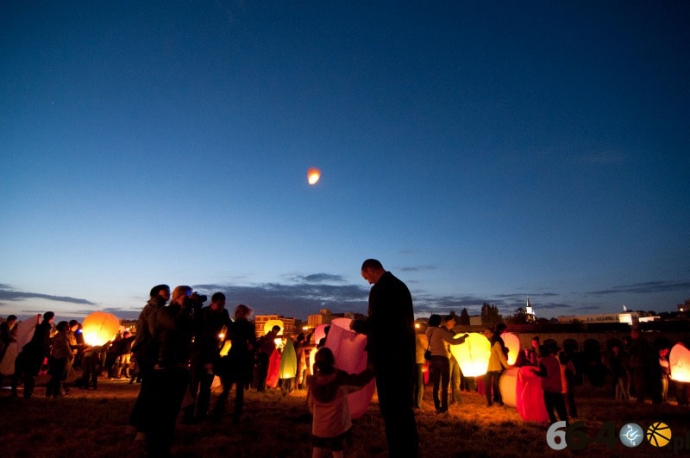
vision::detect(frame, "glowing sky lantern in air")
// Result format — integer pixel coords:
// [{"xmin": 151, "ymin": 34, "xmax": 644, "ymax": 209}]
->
[
  {"xmin": 82, "ymin": 311, "xmax": 121, "ymax": 346},
  {"xmin": 670, "ymin": 343, "xmax": 690, "ymax": 383},
  {"xmin": 449, "ymin": 332, "xmax": 491, "ymax": 377},
  {"xmin": 502, "ymin": 332, "xmax": 521, "ymax": 365},
  {"xmin": 307, "ymin": 167, "xmax": 321, "ymax": 185}
]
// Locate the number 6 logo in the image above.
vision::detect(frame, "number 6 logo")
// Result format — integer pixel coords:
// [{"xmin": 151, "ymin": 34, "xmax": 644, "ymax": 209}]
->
[{"xmin": 546, "ymin": 421, "xmax": 568, "ymax": 450}]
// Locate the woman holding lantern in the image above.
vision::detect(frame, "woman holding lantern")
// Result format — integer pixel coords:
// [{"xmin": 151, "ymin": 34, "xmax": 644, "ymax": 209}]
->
[
  {"xmin": 483, "ymin": 325, "xmax": 510, "ymax": 407},
  {"xmin": 425, "ymin": 314, "xmax": 469, "ymax": 413}
]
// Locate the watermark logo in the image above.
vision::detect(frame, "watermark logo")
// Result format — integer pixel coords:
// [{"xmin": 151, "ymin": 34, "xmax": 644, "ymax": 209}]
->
[
  {"xmin": 647, "ymin": 422, "xmax": 672, "ymax": 448},
  {"xmin": 619, "ymin": 423, "xmax": 644, "ymax": 448}
]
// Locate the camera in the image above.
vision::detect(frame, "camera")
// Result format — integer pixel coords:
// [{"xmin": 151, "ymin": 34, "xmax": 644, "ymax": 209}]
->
[{"xmin": 191, "ymin": 292, "xmax": 208, "ymax": 303}]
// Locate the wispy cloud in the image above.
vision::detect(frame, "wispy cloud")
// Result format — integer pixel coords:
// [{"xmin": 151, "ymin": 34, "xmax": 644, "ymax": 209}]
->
[
  {"xmin": 290, "ymin": 273, "xmax": 346, "ymax": 283},
  {"xmin": 0, "ymin": 286, "xmax": 96, "ymax": 306},
  {"xmin": 588, "ymin": 281, "xmax": 690, "ymax": 295},
  {"xmin": 193, "ymin": 280, "xmax": 369, "ymax": 317},
  {"xmin": 399, "ymin": 265, "xmax": 437, "ymax": 273}
]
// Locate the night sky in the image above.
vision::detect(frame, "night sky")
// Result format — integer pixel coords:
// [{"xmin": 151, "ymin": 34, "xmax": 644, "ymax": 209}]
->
[{"xmin": 2, "ymin": 1, "xmax": 689, "ymax": 321}]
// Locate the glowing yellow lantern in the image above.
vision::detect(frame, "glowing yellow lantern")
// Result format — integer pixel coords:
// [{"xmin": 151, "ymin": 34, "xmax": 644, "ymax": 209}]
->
[
  {"xmin": 307, "ymin": 167, "xmax": 321, "ymax": 185},
  {"xmin": 82, "ymin": 311, "xmax": 120, "ymax": 346},
  {"xmin": 449, "ymin": 332, "xmax": 491, "ymax": 377},
  {"xmin": 308, "ymin": 345, "xmax": 318, "ymax": 375},
  {"xmin": 670, "ymin": 343, "xmax": 690, "ymax": 383},
  {"xmin": 263, "ymin": 319, "xmax": 284, "ymax": 348},
  {"xmin": 503, "ymin": 332, "xmax": 521, "ymax": 365},
  {"xmin": 499, "ymin": 367, "xmax": 519, "ymax": 407}
]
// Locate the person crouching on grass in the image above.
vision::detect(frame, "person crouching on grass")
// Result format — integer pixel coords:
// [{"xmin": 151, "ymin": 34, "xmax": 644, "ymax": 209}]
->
[{"xmin": 308, "ymin": 347, "xmax": 375, "ymax": 458}]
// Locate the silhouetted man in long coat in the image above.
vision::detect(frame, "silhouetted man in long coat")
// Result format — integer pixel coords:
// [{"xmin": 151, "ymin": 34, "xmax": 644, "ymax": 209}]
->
[{"xmin": 352, "ymin": 258, "xmax": 418, "ymax": 457}]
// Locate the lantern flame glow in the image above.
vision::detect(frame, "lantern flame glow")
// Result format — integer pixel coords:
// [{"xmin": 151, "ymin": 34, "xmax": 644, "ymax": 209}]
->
[
  {"xmin": 670, "ymin": 343, "xmax": 690, "ymax": 383},
  {"xmin": 307, "ymin": 167, "xmax": 321, "ymax": 185},
  {"xmin": 503, "ymin": 332, "xmax": 521, "ymax": 365},
  {"xmin": 449, "ymin": 332, "xmax": 491, "ymax": 377},
  {"xmin": 82, "ymin": 311, "xmax": 121, "ymax": 346}
]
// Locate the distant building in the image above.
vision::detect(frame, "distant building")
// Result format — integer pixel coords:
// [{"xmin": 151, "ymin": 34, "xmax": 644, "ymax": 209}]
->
[
  {"xmin": 306, "ymin": 309, "xmax": 365, "ymax": 330},
  {"xmin": 557, "ymin": 311, "xmax": 659, "ymax": 325},
  {"xmin": 469, "ymin": 316, "xmax": 482, "ymax": 326},
  {"xmin": 525, "ymin": 297, "xmax": 536, "ymax": 323},
  {"xmin": 254, "ymin": 314, "xmax": 297, "ymax": 338}
]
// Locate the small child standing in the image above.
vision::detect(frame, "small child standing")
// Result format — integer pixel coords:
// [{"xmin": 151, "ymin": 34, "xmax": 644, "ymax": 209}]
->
[{"xmin": 307, "ymin": 347, "xmax": 374, "ymax": 458}]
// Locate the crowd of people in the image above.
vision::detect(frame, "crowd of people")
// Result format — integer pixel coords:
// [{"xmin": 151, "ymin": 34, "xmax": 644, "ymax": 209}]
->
[{"xmin": 2, "ymin": 258, "xmax": 688, "ymax": 457}]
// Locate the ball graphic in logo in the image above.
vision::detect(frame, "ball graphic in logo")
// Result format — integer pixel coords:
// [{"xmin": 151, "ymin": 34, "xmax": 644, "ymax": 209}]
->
[
  {"xmin": 646, "ymin": 422, "xmax": 672, "ymax": 448},
  {"xmin": 619, "ymin": 423, "xmax": 644, "ymax": 448}
]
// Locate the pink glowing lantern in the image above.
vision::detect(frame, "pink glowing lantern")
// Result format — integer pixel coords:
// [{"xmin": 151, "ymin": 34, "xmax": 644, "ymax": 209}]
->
[
  {"xmin": 516, "ymin": 367, "xmax": 549, "ymax": 422},
  {"xmin": 670, "ymin": 343, "xmax": 690, "ymax": 383},
  {"xmin": 82, "ymin": 312, "xmax": 120, "ymax": 346},
  {"xmin": 313, "ymin": 323, "xmax": 328, "ymax": 345},
  {"xmin": 449, "ymin": 332, "xmax": 491, "ymax": 377},
  {"xmin": 502, "ymin": 332, "xmax": 521, "ymax": 365},
  {"xmin": 324, "ymin": 317, "xmax": 375, "ymax": 419}
]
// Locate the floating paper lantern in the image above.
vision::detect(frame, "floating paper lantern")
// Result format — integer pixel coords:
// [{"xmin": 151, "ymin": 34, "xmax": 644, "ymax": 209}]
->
[
  {"xmin": 670, "ymin": 343, "xmax": 690, "ymax": 383},
  {"xmin": 307, "ymin": 167, "xmax": 321, "ymax": 185},
  {"xmin": 503, "ymin": 332, "xmax": 521, "ymax": 365},
  {"xmin": 325, "ymin": 317, "xmax": 375, "ymax": 419},
  {"xmin": 449, "ymin": 332, "xmax": 491, "ymax": 377},
  {"xmin": 499, "ymin": 367, "xmax": 519, "ymax": 407},
  {"xmin": 82, "ymin": 311, "xmax": 120, "ymax": 346}
]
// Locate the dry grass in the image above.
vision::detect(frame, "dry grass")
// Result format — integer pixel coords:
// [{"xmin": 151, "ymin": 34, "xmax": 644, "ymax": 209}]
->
[{"xmin": 1, "ymin": 376, "xmax": 688, "ymax": 457}]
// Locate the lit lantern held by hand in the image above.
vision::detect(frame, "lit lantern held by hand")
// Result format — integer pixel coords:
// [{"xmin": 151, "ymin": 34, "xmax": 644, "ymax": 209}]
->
[
  {"xmin": 503, "ymin": 332, "xmax": 521, "ymax": 365},
  {"xmin": 263, "ymin": 319, "xmax": 284, "ymax": 348},
  {"xmin": 82, "ymin": 311, "xmax": 120, "ymax": 346},
  {"xmin": 449, "ymin": 332, "xmax": 491, "ymax": 377},
  {"xmin": 307, "ymin": 167, "xmax": 321, "ymax": 185},
  {"xmin": 670, "ymin": 343, "xmax": 690, "ymax": 383}
]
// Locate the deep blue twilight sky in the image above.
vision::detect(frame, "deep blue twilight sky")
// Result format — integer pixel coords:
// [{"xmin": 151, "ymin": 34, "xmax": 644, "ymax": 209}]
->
[{"xmin": 1, "ymin": 1, "xmax": 689, "ymax": 322}]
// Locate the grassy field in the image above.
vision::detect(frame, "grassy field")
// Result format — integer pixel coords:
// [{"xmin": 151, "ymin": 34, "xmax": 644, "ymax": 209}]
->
[{"xmin": 1, "ymin": 376, "xmax": 688, "ymax": 457}]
